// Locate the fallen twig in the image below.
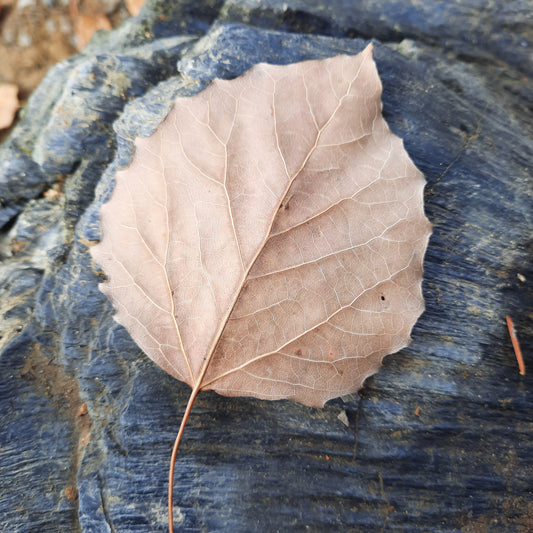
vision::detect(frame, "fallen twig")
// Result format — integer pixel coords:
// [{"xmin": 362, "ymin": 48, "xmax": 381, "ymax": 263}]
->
[{"xmin": 506, "ymin": 316, "xmax": 525, "ymax": 376}]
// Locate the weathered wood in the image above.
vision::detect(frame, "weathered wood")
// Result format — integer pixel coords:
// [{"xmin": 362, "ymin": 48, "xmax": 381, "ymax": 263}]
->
[{"xmin": 0, "ymin": 1, "xmax": 531, "ymax": 531}]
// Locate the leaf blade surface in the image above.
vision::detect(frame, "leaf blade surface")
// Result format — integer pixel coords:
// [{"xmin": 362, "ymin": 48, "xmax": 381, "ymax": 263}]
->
[{"xmin": 92, "ymin": 44, "xmax": 431, "ymax": 407}]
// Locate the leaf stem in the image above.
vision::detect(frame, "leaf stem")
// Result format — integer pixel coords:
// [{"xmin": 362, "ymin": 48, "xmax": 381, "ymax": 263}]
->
[{"xmin": 168, "ymin": 386, "xmax": 200, "ymax": 533}]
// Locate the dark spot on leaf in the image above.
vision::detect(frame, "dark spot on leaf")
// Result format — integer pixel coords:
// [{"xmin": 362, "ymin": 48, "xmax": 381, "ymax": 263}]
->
[{"xmin": 283, "ymin": 196, "xmax": 293, "ymax": 210}]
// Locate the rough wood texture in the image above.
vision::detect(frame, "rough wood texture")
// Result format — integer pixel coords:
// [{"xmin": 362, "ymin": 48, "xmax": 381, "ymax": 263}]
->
[{"xmin": 0, "ymin": 1, "xmax": 531, "ymax": 531}]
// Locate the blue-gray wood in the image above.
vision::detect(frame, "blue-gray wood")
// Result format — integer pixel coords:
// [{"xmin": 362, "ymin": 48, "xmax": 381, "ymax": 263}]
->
[{"xmin": 0, "ymin": 1, "xmax": 531, "ymax": 531}]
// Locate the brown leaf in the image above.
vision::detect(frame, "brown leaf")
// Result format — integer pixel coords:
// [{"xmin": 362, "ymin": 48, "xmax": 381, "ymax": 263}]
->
[
  {"xmin": 125, "ymin": 0, "xmax": 145, "ymax": 17},
  {"xmin": 92, "ymin": 44, "xmax": 431, "ymax": 408},
  {"xmin": 91, "ymin": 45, "xmax": 431, "ymax": 528},
  {"xmin": 69, "ymin": 1, "xmax": 112, "ymax": 51},
  {"xmin": 0, "ymin": 83, "xmax": 19, "ymax": 130}
]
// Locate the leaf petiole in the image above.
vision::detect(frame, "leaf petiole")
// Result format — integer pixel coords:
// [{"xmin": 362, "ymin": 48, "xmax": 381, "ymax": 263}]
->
[{"xmin": 168, "ymin": 386, "xmax": 200, "ymax": 533}]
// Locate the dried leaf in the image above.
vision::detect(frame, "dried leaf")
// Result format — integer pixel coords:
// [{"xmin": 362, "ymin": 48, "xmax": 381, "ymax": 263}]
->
[
  {"xmin": 125, "ymin": 0, "xmax": 145, "ymax": 17},
  {"xmin": 93, "ymin": 44, "xmax": 430, "ymax": 406},
  {"xmin": 91, "ymin": 44, "xmax": 431, "ymax": 528},
  {"xmin": 0, "ymin": 83, "xmax": 19, "ymax": 130},
  {"xmin": 69, "ymin": 1, "xmax": 112, "ymax": 51}
]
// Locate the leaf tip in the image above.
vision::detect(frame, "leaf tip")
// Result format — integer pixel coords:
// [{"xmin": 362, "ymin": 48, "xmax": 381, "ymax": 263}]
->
[{"xmin": 363, "ymin": 42, "xmax": 375, "ymax": 55}]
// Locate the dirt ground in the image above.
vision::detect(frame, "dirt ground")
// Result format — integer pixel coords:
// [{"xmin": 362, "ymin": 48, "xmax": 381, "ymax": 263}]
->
[{"xmin": 0, "ymin": 0, "xmax": 144, "ymax": 140}]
